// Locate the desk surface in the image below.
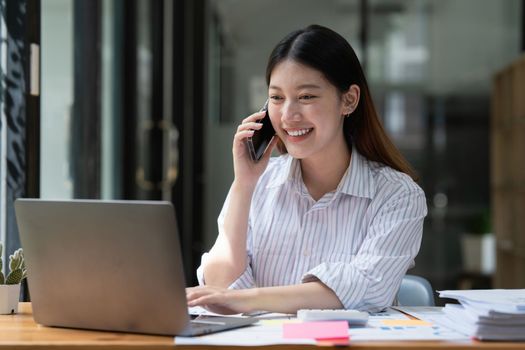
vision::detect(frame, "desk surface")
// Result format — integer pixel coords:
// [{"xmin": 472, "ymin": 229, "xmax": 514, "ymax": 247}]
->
[{"xmin": 0, "ymin": 303, "xmax": 524, "ymax": 350}]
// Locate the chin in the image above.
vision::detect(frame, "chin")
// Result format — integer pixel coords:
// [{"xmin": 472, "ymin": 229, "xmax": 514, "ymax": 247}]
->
[{"xmin": 286, "ymin": 148, "xmax": 309, "ymax": 160}]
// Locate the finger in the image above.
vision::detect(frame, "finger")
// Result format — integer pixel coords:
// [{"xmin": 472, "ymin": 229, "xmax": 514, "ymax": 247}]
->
[
  {"xmin": 233, "ymin": 130, "xmax": 255, "ymax": 143},
  {"xmin": 186, "ymin": 287, "xmax": 212, "ymax": 301},
  {"xmin": 186, "ymin": 287, "xmax": 195, "ymax": 298},
  {"xmin": 186, "ymin": 285, "xmax": 205, "ymax": 294},
  {"xmin": 186, "ymin": 290, "xmax": 199, "ymax": 302},
  {"xmin": 241, "ymin": 111, "xmax": 266, "ymax": 124},
  {"xmin": 237, "ymin": 122, "xmax": 262, "ymax": 133},
  {"xmin": 202, "ymin": 304, "xmax": 238, "ymax": 315},
  {"xmin": 188, "ymin": 294, "xmax": 222, "ymax": 307}
]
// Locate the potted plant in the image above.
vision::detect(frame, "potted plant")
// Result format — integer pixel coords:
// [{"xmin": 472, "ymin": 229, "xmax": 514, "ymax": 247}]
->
[
  {"xmin": 0, "ymin": 243, "xmax": 27, "ymax": 314},
  {"xmin": 460, "ymin": 210, "xmax": 495, "ymax": 275}
]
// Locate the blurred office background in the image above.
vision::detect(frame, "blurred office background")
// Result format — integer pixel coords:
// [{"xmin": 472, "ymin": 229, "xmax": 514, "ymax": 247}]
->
[{"xmin": 1, "ymin": 0, "xmax": 523, "ymax": 303}]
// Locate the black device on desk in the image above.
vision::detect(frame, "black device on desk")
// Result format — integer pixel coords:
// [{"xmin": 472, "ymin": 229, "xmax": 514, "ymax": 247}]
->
[
  {"xmin": 15, "ymin": 199, "xmax": 257, "ymax": 336},
  {"xmin": 245, "ymin": 100, "xmax": 276, "ymax": 162}
]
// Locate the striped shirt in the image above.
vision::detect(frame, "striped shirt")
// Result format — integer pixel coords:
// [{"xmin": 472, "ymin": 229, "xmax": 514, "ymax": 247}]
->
[{"xmin": 197, "ymin": 147, "xmax": 427, "ymax": 312}]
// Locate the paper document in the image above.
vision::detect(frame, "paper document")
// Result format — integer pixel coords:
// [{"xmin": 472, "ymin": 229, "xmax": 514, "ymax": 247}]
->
[
  {"xmin": 175, "ymin": 322, "xmax": 315, "ymax": 346},
  {"xmin": 393, "ymin": 305, "xmax": 470, "ymax": 336},
  {"xmin": 348, "ymin": 309, "xmax": 470, "ymax": 342},
  {"xmin": 436, "ymin": 290, "xmax": 525, "ymax": 341},
  {"xmin": 439, "ymin": 289, "xmax": 525, "ymax": 312},
  {"xmin": 188, "ymin": 306, "xmax": 247, "ymax": 317},
  {"xmin": 368, "ymin": 307, "xmax": 412, "ymax": 319}
]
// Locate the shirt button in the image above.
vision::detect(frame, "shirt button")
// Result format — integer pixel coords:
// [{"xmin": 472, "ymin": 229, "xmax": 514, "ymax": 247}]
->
[{"xmin": 303, "ymin": 250, "xmax": 310, "ymax": 257}]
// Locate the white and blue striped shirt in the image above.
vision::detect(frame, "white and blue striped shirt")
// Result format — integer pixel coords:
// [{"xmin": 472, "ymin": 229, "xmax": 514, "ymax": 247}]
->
[{"xmin": 198, "ymin": 147, "xmax": 427, "ymax": 312}]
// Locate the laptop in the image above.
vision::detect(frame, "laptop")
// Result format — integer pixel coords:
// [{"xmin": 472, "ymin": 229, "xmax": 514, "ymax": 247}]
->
[{"xmin": 14, "ymin": 199, "xmax": 257, "ymax": 336}]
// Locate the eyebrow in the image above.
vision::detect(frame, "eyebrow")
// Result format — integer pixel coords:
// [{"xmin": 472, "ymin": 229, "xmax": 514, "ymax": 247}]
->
[{"xmin": 269, "ymin": 84, "xmax": 322, "ymax": 90}]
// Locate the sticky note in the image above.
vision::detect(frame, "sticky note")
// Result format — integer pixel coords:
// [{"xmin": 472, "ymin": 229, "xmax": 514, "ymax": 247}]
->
[
  {"xmin": 317, "ymin": 338, "xmax": 350, "ymax": 346},
  {"xmin": 283, "ymin": 321, "xmax": 349, "ymax": 340},
  {"xmin": 381, "ymin": 319, "xmax": 432, "ymax": 327}
]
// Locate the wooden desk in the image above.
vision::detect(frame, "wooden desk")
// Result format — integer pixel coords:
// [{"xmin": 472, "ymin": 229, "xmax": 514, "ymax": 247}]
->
[{"xmin": 0, "ymin": 303, "xmax": 524, "ymax": 349}]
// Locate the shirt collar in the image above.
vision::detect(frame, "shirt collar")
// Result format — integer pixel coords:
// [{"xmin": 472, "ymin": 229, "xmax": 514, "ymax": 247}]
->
[
  {"xmin": 266, "ymin": 154, "xmax": 296, "ymax": 188},
  {"xmin": 338, "ymin": 147, "xmax": 375, "ymax": 199},
  {"xmin": 266, "ymin": 148, "xmax": 376, "ymax": 199}
]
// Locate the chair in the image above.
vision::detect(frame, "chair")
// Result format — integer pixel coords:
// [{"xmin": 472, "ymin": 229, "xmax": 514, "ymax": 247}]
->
[{"xmin": 396, "ymin": 275, "xmax": 435, "ymax": 306}]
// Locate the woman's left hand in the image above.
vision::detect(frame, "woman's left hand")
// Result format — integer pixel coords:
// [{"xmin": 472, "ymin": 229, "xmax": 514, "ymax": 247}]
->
[{"xmin": 186, "ymin": 286, "xmax": 256, "ymax": 315}]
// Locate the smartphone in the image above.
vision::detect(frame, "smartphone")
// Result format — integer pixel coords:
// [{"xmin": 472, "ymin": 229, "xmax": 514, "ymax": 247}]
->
[{"xmin": 245, "ymin": 100, "xmax": 276, "ymax": 162}]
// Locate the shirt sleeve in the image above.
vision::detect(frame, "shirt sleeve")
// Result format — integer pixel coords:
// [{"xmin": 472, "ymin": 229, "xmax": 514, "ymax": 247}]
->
[
  {"xmin": 196, "ymin": 186, "xmax": 256, "ymax": 289},
  {"xmin": 301, "ymin": 188, "xmax": 427, "ymax": 312}
]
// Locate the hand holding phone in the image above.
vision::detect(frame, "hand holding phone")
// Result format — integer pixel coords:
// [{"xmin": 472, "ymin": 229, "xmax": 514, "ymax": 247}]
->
[{"xmin": 245, "ymin": 101, "xmax": 276, "ymax": 162}]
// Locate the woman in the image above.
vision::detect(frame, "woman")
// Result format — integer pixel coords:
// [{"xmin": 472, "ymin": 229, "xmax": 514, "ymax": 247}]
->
[{"xmin": 187, "ymin": 24, "xmax": 427, "ymax": 314}]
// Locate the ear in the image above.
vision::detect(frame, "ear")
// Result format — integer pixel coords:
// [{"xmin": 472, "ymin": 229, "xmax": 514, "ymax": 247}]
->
[{"xmin": 341, "ymin": 84, "xmax": 360, "ymax": 116}]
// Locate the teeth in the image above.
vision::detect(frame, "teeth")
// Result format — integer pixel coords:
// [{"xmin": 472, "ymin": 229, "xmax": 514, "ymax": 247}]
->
[{"xmin": 287, "ymin": 128, "xmax": 312, "ymax": 137}]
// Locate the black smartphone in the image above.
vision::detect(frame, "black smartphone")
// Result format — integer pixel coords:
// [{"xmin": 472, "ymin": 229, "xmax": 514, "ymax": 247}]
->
[{"xmin": 246, "ymin": 100, "xmax": 275, "ymax": 162}]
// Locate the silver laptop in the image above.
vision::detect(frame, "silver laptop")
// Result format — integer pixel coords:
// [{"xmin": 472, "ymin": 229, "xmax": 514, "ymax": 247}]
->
[{"xmin": 15, "ymin": 199, "xmax": 257, "ymax": 336}]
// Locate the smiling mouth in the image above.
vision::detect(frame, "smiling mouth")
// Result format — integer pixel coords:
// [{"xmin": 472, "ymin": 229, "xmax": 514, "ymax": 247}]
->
[{"xmin": 286, "ymin": 128, "xmax": 313, "ymax": 137}]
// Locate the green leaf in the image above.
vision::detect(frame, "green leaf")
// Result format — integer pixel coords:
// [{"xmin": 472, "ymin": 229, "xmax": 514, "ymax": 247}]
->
[
  {"xmin": 6, "ymin": 268, "xmax": 23, "ymax": 285},
  {"xmin": 9, "ymin": 250, "xmax": 23, "ymax": 271}
]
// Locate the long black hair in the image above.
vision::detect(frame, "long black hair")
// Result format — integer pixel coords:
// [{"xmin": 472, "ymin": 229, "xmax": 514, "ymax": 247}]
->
[{"xmin": 266, "ymin": 24, "xmax": 417, "ymax": 180}]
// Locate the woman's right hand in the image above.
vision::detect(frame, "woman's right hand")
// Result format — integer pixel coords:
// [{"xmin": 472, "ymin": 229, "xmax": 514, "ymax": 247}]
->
[{"xmin": 232, "ymin": 111, "xmax": 278, "ymax": 190}]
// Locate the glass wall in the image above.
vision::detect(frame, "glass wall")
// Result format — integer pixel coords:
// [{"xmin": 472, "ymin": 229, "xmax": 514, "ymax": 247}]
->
[
  {"xmin": 41, "ymin": 0, "xmax": 121, "ymax": 199},
  {"xmin": 366, "ymin": 0, "xmax": 521, "ymax": 288},
  {"xmin": 41, "ymin": 0, "xmax": 74, "ymax": 198},
  {"xmin": 101, "ymin": 0, "xmax": 122, "ymax": 199}
]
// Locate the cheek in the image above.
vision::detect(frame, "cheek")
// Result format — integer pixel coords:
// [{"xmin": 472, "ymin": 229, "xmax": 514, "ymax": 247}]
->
[
  {"xmin": 304, "ymin": 103, "xmax": 331, "ymax": 123},
  {"xmin": 268, "ymin": 108, "xmax": 280, "ymax": 125},
  {"xmin": 316, "ymin": 102, "xmax": 344, "ymax": 123},
  {"xmin": 306, "ymin": 103, "xmax": 324, "ymax": 115}
]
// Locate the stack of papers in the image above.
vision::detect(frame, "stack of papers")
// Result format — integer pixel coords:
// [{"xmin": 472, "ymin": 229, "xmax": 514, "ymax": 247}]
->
[{"xmin": 438, "ymin": 289, "xmax": 525, "ymax": 340}]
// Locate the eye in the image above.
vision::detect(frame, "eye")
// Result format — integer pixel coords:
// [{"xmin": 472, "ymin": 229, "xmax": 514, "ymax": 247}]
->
[
  {"xmin": 270, "ymin": 95, "xmax": 283, "ymax": 101},
  {"xmin": 300, "ymin": 95, "xmax": 316, "ymax": 100}
]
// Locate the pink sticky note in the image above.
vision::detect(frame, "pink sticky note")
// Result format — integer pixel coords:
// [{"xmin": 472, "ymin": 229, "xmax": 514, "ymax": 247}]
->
[{"xmin": 283, "ymin": 321, "xmax": 349, "ymax": 340}]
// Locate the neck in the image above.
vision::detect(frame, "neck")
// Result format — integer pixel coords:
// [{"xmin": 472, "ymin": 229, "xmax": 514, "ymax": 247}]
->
[{"xmin": 300, "ymin": 143, "xmax": 351, "ymax": 201}]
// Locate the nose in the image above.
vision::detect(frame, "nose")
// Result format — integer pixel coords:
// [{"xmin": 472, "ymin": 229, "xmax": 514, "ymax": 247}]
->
[{"xmin": 280, "ymin": 100, "xmax": 302, "ymax": 123}]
